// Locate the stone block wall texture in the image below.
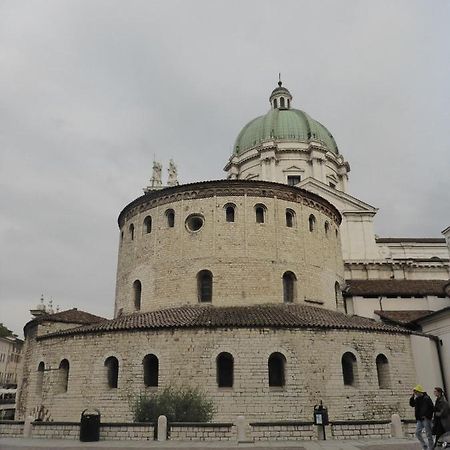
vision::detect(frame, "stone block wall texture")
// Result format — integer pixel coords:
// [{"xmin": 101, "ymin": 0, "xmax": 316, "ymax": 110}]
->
[
  {"xmin": 250, "ymin": 422, "xmax": 315, "ymax": 441},
  {"xmin": 115, "ymin": 183, "xmax": 344, "ymax": 315},
  {"xmin": 17, "ymin": 324, "xmax": 416, "ymax": 424},
  {"xmin": 330, "ymin": 421, "xmax": 391, "ymax": 439},
  {"xmin": 169, "ymin": 423, "xmax": 234, "ymax": 441},
  {"xmin": 0, "ymin": 421, "xmax": 24, "ymax": 437}
]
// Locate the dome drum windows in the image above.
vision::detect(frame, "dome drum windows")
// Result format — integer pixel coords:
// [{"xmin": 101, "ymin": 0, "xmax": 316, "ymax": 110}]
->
[
  {"xmin": 341, "ymin": 352, "xmax": 358, "ymax": 387},
  {"xmin": 376, "ymin": 354, "xmax": 391, "ymax": 389},
  {"xmin": 216, "ymin": 352, "xmax": 234, "ymax": 388},
  {"xmin": 143, "ymin": 354, "xmax": 159, "ymax": 387},
  {"xmin": 268, "ymin": 352, "xmax": 286, "ymax": 387},
  {"xmin": 197, "ymin": 270, "xmax": 213, "ymax": 303},
  {"xmin": 185, "ymin": 214, "xmax": 204, "ymax": 232},
  {"xmin": 105, "ymin": 356, "xmax": 119, "ymax": 389},
  {"xmin": 165, "ymin": 209, "xmax": 175, "ymax": 228},
  {"xmin": 308, "ymin": 214, "xmax": 316, "ymax": 232},
  {"xmin": 58, "ymin": 359, "xmax": 69, "ymax": 394},
  {"xmin": 143, "ymin": 216, "xmax": 152, "ymax": 234},
  {"xmin": 285, "ymin": 209, "xmax": 295, "ymax": 228},
  {"xmin": 224, "ymin": 204, "xmax": 236, "ymax": 223},
  {"xmin": 255, "ymin": 204, "xmax": 267, "ymax": 224},
  {"xmin": 133, "ymin": 280, "xmax": 142, "ymax": 311},
  {"xmin": 282, "ymin": 271, "xmax": 297, "ymax": 303},
  {"xmin": 129, "ymin": 224, "xmax": 135, "ymax": 241}
]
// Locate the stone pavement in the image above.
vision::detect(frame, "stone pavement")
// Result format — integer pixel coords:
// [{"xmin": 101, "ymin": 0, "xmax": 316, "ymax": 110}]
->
[{"xmin": 0, "ymin": 437, "xmax": 421, "ymax": 450}]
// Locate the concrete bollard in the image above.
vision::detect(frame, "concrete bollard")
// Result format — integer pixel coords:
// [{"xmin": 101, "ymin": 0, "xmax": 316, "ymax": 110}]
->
[
  {"xmin": 236, "ymin": 415, "xmax": 253, "ymax": 443},
  {"xmin": 23, "ymin": 416, "xmax": 33, "ymax": 438},
  {"xmin": 157, "ymin": 415, "xmax": 167, "ymax": 441},
  {"xmin": 391, "ymin": 413, "xmax": 403, "ymax": 438}
]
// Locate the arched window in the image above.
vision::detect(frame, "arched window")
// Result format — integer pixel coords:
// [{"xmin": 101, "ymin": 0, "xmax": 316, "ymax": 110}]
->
[
  {"xmin": 280, "ymin": 97, "xmax": 285, "ymax": 108},
  {"xmin": 308, "ymin": 214, "xmax": 316, "ymax": 232},
  {"xmin": 287, "ymin": 99, "xmax": 290, "ymax": 108},
  {"xmin": 133, "ymin": 280, "xmax": 142, "ymax": 311},
  {"xmin": 104, "ymin": 356, "xmax": 119, "ymax": 389},
  {"xmin": 216, "ymin": 352, "xmax": 234, "ymax": 388},
  {"xmin": 255, "ymin": 204, "xmax": 266, "ymax": 224},
  {"xmin": 225, "ymin": 204, "xmax": 235, "ymax": 223},
  {"xmin": 129, "ymin": 223, "xmax": 135, "ymax": 240},
  {"xmin": 58, "ymin": 359, "xmax": 69, "ymax": 393},
  {"xmin": 197, "ymin": 270, "xmax": 213, "ymax": 302},
  {"xmin": 268, "ymin": 352, "xmax": 286, "ymax": 387},
  {"xmin": 376, "ymin": 354, "xmax": 391, "ymax": 389},
  {"xmin": 324, "ymin": 221, "xmax": 330, "ymax": 235},
  {"xmin": 143, "ymin": 354, "xmax": 159, "ymax": 387},
  {"xmin": 274, "ymin": 98, "xmax": 278, "ymax": 109},
  {"xmin": 342, "ymin": 352, "xmax": 357, "ymax": 386},
  {"xmin": 335, "ymin": 282, "xmax": 341, "ymax": 309},
  {"xmin": 286, "ymin": 209, "xmax": 295, "ymax": 228},
  {"xmin": 283, "ymin": 271, "xmax": 296, "ymax": 303},
  {"xmin": 166, "ymin": 209, "xmax": 175, "ymax": 228},
  {"xmin": 36, "ymin": 361, "xmax": 44, "ymax": 396},
  {"xmin": 143, "ymin": 216, "xmax": 152, "ymax": 234}
]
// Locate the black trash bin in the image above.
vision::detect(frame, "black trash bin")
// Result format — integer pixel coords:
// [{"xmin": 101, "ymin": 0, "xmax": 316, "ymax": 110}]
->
[{"xmin": 79, "ymin": 408, "xmax": 101, "ymax": 442}]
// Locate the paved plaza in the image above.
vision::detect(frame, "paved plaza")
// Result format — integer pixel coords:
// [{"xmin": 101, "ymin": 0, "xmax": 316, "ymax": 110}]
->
[{"xmin": 0, "ymin": 437, "xmax": 421, "ymax": 450}]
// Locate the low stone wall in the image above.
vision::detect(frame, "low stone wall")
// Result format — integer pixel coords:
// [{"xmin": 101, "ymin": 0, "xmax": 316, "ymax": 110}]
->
[
  {"xmin": 32, "ymin": 421, "xmax": 79, "ymax": 439},
  {"xmin": 402, "ymin": 419, "xmax": 416, "ymax": 438},
  {"xmin": 100, "ymin": 423, "xmax": 154, "ymax": 441},
  {"xmin": 169, "ymin": 422, "xmax": 234, "ymax": 441},
  {"xmin": 250, "ymin": 421, "xmax": 315, "ymax": 441},
  {"xmin": 330, "ymin": 420, "xmax": 391, "ymax": 439},
  {"xmin": 0, "ymin": 420, "xmax": 24, "ymax": 437}
]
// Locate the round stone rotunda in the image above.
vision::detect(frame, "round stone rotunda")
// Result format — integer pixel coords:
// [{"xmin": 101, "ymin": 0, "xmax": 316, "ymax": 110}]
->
[{"xmin": 17, "ymin": 84, "xmax": 418, "ymax": 426}]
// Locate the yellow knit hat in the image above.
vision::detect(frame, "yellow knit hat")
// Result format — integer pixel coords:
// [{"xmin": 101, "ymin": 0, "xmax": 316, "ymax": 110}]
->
[{"xmin": 413, "ymin": 384, "xmax": 425, "ymax": 393}]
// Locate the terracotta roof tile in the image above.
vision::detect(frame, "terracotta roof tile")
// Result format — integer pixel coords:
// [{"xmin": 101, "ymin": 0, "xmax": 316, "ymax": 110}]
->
[
  {"xmin": 345, "ymin": 279, "xmax": 449, "ymax": 297},
  {"xmin": 37, "ymin": 304, "xmax": 412, "ymax": 340}
]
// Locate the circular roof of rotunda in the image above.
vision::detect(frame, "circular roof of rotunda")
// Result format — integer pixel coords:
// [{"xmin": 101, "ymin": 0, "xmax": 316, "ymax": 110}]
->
[{"xmin": 234, "ymin": 82, "xmax": 339, "ymax": 156}]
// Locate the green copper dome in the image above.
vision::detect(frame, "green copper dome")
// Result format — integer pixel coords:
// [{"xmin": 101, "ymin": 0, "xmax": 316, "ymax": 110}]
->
[{"xmin": 234, "ymin": 82, "xmax": 339, "ymax": 156}]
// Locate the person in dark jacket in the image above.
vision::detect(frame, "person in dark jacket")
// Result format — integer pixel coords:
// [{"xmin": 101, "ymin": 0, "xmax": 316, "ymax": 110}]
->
[
  {"xmin": 410, "ymin": 384, "xmax": 434, "ymax": 450},
  {"xmin": 433, "ymin": 387, "xmax": 450, "ymax": 437}
]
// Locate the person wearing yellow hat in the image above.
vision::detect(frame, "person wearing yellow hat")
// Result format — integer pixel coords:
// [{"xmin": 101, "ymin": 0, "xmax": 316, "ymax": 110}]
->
[{"xmin": 410, "ymin": 384, "xmax": 434, "ymax": 449}]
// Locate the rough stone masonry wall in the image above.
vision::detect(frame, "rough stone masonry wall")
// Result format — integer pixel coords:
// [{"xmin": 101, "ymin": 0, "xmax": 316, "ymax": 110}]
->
[
  {"xmin": 17, "ymin": 325, "xmax": 416, "ymax": 424},
  {"xmin": 115, "ymin": 192, "xmax": 344, "ymax": 315}
]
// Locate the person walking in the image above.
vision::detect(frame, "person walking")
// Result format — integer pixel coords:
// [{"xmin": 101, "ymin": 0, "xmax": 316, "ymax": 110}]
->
[
  {"xmin": 410, "ymin": 384, "xmax": 434, "ymax": 450},
  {"xmin": 433, "ymin": 387, "xmax": 450, "ymax": 440}
]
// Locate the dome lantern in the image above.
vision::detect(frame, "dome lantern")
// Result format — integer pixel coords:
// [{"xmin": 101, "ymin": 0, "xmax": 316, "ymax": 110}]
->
[{"xmin": 269, "ymin": 77, "xmax": 292, "ymax": 110}]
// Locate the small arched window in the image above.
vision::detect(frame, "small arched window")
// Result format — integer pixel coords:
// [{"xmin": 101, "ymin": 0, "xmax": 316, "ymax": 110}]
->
[
  {"xmin": 308, "ymin": 214, "xmax": 316, "ymax": 232},
  {"xmin": 129, "ymin": 223, "xmax": 135, "ymax": 240},
  {"xmin": 133, "ymin": 280, "xmax": 142, "ymax": 311},
  {"xmin": 143, "ymin": 354, "xmax": 159, "ymax": 387},
  {"xmin": 342, "ymin": 352, "xmax": 357, "ymax": 386},
  {"xmin": 324, "ymin": 221, "xmax": 330, "ymax": 235},
  {"xmin": 268, "ymin": 352, "xmax": 286, "ymax": 387},
  {"xmin": 335, "ymin": 282, "xmax": 341, "ymax": 309},
  {"xmin": 286, "ymin": 209, "xmax": 295, "ymax": 228},
  {"xmin": 104, "ymin": 356, "xmax": 119, "ymax": 389},
  {"xmin": 376, "ymin": 354, "xmax": 391, "ymax": 389},
  {"xmin": 197, "ymin": 270, "xmax": 213, "ymax": 303},
  {"xmin": 36, "ymin": 361, "xmax": 45, "ymax": 396},
  {"xmin": 283, "ymin": 271, "xmax": 296, "ymax": 303},
  {"xmin": 280, "ymin": 97, "xmax": 285, "ymax": 108},
  {"xmin": 255, "ymin": 204, "xmax": 266, "ymax": 224},
  {"xmin": 225, "ymin": 204, "xmax": 236, "ymax": 223},
  {"xmin": 58, "ymin": 359, "xmax": 69, "ymax": 393},
  {"xmin": 120, "ymin": 231, "xmax": 124, "ymax": 242},
  {"xmin": 143, "ymin": 216, "xmax": 152, "ymax": 234},
  {"xmin": 287, "ymin": 99, "xmax": 290, "ymax": 108},
  {"xmin": 216, "ymin": 352, "xmax": 234, "ymax": 388},
  {"xmin": 166, "ymin": 209, "xmax": 175, "ymax": 228},
  {"xmin": 274, "ymin": 98, "xmax": 278, "ymax": 109}
]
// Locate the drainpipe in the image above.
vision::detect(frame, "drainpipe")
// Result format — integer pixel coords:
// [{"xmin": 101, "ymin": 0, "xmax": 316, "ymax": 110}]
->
[{"xmin": 433, "ymin": 335, "xmax": 449, "ymax": 396}]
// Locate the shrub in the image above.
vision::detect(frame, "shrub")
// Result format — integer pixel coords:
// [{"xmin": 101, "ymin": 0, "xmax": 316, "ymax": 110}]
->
[{"xmin": 133, "ymin": 385, "xmax": 215, "ymax": 423}]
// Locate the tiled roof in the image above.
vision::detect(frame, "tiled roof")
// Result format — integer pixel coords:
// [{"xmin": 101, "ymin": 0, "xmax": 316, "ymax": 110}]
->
[
  {"xmin": 37, "ymin": 304, "xmax": 412, "ymax": 340},
  {"xmin": 25, "ymin": 309, "xmax": 106, "ymax": 336},
  {"xmin": 345, "ymin": 279, "xmax": 449, "ymax": 297},
  {"xmin": 376, "ymin": 237, "xmax": 446, "ymax": 244},
  {"xmin": 374, "ymin": 310, "xmax": 433, "ymax": 325}
]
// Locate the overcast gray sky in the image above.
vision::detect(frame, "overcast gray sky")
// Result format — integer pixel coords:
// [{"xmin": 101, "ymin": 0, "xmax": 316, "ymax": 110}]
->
[{"xmin": 1, "ymin": 0, "xmax": 449, "ymax": 336}]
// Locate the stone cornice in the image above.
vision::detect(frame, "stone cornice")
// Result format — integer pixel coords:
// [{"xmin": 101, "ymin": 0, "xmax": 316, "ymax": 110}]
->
[{"xmin": 118, "ymin": 179, "xmax": 342, "ymax": 228}]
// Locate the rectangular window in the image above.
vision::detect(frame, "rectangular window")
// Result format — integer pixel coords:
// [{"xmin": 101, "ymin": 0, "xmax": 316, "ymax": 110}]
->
[{"xmin": 287, "ymin": 175, "xmax": 301, "ymax": 186}]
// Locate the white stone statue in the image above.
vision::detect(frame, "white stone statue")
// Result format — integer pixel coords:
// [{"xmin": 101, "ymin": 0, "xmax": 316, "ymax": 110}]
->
[
  {"xmin": 151, "ymin": 161, "xmax": 163, "ymax": 187},
  {"xmin": 167, "ymin": 159, "xmax": 178, "ymax": 186}
]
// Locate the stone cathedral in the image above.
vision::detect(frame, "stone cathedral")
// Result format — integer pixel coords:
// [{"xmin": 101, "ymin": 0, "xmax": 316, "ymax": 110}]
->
[{"xmin": 16, "ymin": 82, "xmax": 450, "ymax": 424}]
